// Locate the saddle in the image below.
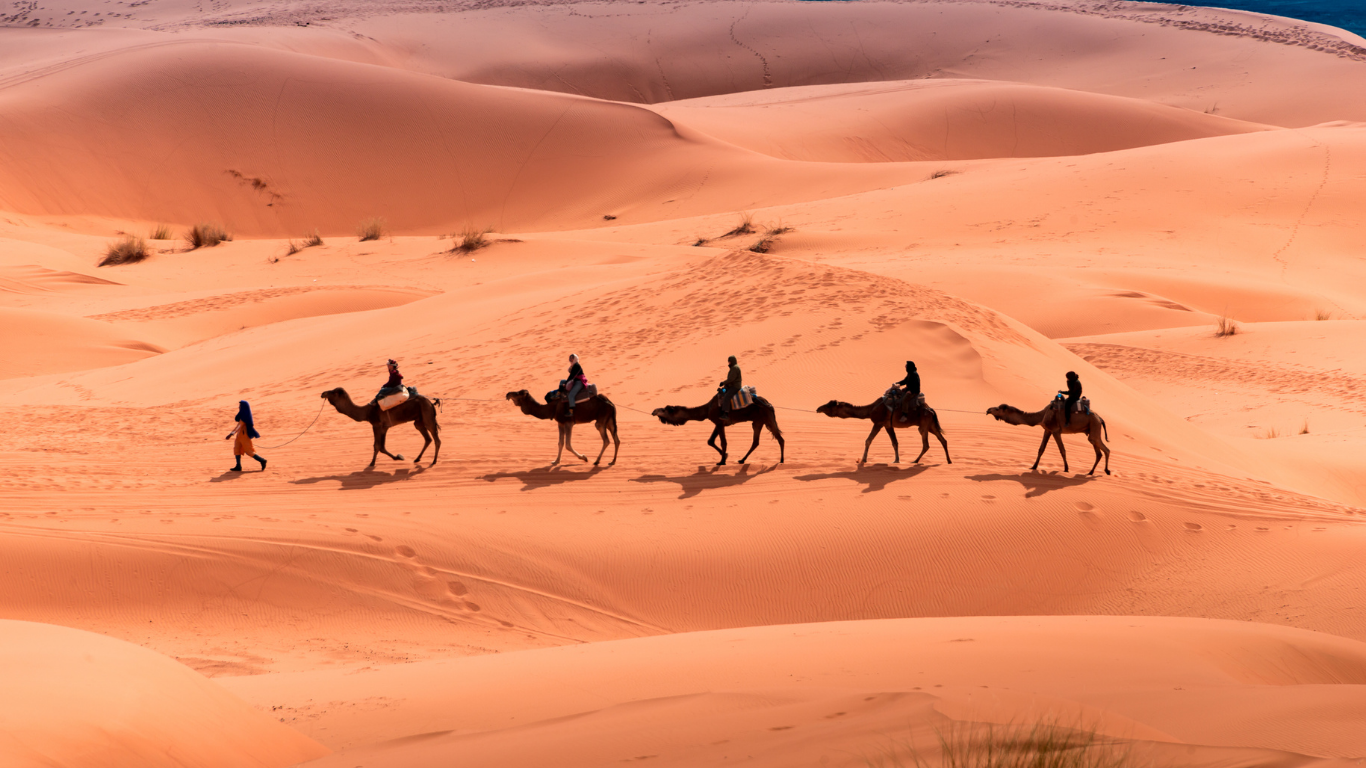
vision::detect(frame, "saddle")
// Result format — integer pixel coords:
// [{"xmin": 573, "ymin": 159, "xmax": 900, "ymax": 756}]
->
[
  {"xmin": 545, "ymin": 383, "xmax": 598, "ymax": 404},
  {"xmin": 884, "ymin": 386, "xmax": 926, "ymax": 415},
  {"xmin": 378, "ymin": 386, "xmax": 417, "ymax": 411},
  {"xmin": 728, "ymin": 386, "xmax": 757, "ymax": 410}
]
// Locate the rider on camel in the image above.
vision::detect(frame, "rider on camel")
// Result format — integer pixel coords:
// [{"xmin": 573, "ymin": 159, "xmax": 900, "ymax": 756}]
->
[
  {"xmin": 1062, "ymin": 371, "xmax": 1082, "ymax": 425},
  {"xmin": 719, "ymin": 356, "xmax": 742, "ymax": 417},
  {"xmin": 895, "ymin": 360, "xmax": 921, "ymax": 420},
  {"xmin": 377, "ymin": 359, "xmax": 403, "ymax": 402},
  {"xmin": 559, "ymin": 353, "xmax": 586, "ymax": 422}
]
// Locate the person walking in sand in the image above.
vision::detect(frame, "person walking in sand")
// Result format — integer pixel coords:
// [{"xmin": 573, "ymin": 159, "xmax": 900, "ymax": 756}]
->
[{"xmin": 226, "ymin": 400, "xmax": 267, "ymax": 472}]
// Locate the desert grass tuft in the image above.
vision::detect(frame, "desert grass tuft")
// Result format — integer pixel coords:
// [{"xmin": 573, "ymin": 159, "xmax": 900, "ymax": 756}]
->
[
  {"xmin": 184, "ymin": 223, "xmax": 231, "ymax": 250},
  {"xmin": 692, "ymin": 235, "xmax": 711, "ymax": 247},
  {"xmin": 1261, "ymin": 426, "xmax": 1280, "ymax": 439},
  {"xmin": 99, "ymin": 235, "xmax": 151, "ymax": 266},
  {"xmin": 749, "ymin": 236, "xmax": 776, "ymax": 254},
  {"xmin": 1214, "ymin": 314, "xmax": 1239, "ymax": 338},
  {"xmin": 451, "ymin": 224, "xmax": 493, "ymax": 253},
  {"xmin": 149, "ymin": 224, "xmax": 173, "ymax": 241},
  {"xmin": 766, "ymin": 224, "xmax": 794, "ymax": 236},
  {"xmin": 303, "ymin": 230, "xmax": 324, "ymax": 248},
  {"xmin": 866, "ymin": 720, "xmax": 1134, "ymax": 768},
  {"xmin": 357, "ymin": 218, "xmax": 386, "ymax": 242},
  {"xmin": 930, "ymin": 169, "xmax": 958, "ymax": 180},
  {"xmin": 720, "ymin": 212, "xmax": 755, "ymax": 238},
  {"xmin": 1313, "ymin": 308, "xmax": 1334, "ymax": 321},
  {"xmin": 1300, "ymin": 419, "xmax": 1310, "ymax": 435}
]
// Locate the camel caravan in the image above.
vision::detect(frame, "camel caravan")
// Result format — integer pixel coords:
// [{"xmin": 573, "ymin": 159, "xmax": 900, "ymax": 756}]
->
[{"xmin": 315, "ymin": 357, "xmax": 1112, "ymax": 476}]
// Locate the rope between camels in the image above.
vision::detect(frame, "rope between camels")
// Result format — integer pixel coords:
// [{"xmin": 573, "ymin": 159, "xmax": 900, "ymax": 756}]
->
[{"xmin": 256, "ymin": 401, "xmax": 327, "ymax": 450}]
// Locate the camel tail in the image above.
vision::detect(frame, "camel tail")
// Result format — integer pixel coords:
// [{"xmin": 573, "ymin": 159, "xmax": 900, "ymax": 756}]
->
[
  {"xmin": 930, "ymin": 407, "xmax": 943, "ymax": 433},
  {"xmin": 754, "ymin": 396, "xmax": 784, "ymax": 438},
  {"xmin": 1101, "ymin": 415, "xmax": 1108, "ymax": 443}
]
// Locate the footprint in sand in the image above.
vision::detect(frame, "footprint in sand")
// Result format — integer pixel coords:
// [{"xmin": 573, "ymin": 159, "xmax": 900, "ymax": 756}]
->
[
  {"xmin": 1127, "ymin": 511, "xmax": 1147, "ymax": 523},
  {"xmin": 448, "ymin": 582, "xmax": 469, "ymax": 596},
  {"xmin": 395, "ymin": 545, "xmax": 417, "ymax": 558},
  {"xmin": 1184, "ymin": 522, "xmax": 1203, "ymax": 532},
  {"xmin": 1075, "ymin": 502, "xmax": 1095, "ymax": 511},
  {"xmin": 1255, "ymin": 527, "xmax": 1271, "ymax": 532}
]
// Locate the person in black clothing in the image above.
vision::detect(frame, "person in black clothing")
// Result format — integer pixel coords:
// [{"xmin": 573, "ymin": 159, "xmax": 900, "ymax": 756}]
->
[
  {"xmin": 560, "ymin": 353, "xmax": 586, "ymax": 422},
  {"xmin": 718, "ymin": 356, "xmax": 742, "ymax": 416},
  {"xmin": 895, "ymin": 360, "xmax": 921, "ymax": 418},
  {"xmin": 1062, "ymin": 371, "xmax": 1082, "ymax": 425}
]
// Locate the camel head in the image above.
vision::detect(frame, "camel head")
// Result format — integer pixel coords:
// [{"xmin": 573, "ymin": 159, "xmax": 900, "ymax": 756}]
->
[
  {"xmin": 987, "ymin": 405, "xmax": 1019, "ymax": 422},
  {"xmin": 505, "ymin": 390, "xmax": 533, "ymax": 405},
  {"xmin": 815, "ymin": 400, "xmax": 844, "ymax": 417},
  {"xmin": 651, "ymin": 406, "xmax": 689, "ymax": 426},
  {"xmin": 321, "ymin": 388, "xmax": 346, "ymax": 403}
]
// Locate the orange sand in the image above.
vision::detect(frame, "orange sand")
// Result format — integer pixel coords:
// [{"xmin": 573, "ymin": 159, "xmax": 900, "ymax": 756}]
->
[{"xmin": 1, "ymin": 1, "xmax": 1365, "ymax": 766}]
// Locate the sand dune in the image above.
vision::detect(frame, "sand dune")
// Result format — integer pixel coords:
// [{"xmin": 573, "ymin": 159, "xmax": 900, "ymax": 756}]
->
[
  {"xmin": 220, "ymin": 616, "xmax": 1366, "ymax": 765},
  {"xmin": 0, "ymin": 619, "xmax": 327, "ymax": 767},
  {"xmin": 2, "ymin": 0, "xmax": 1365, "ymax": 766},
  {"xmin": 651, "ymin": 80, "xmax": 1272, "ymax": 162}
]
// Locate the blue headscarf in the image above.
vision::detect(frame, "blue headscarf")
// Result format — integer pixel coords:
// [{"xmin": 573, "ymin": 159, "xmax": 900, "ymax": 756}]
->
[{"xmin": 236, "ymin": 400, "xmax": 261, "ymax": 439}]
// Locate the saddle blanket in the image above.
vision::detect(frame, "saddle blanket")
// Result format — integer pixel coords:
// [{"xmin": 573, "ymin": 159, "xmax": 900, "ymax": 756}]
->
[
  {"xmin": 729, "ymin": 386, "xmax": 757, "ymax": 410},
  {"xmin": 883, "ymin": 388, "xmax": 927, "ymax": 409},
  {"xmin": 378, "ymin": 386, "xmax": 415, "ymax": 411}
]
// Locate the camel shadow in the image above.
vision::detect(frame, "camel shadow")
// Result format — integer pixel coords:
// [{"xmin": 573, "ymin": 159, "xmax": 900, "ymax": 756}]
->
[
  {"xmin": 966, "ymin": 471, "xmax": 1097, "ymax": 498},
  {"xmin": 478, "ymin": 466, "xmax": 606, "ymax": 491},
  {"xmin": 291, "ymin": 465, "xmax": 428, "ymax": 491},
  {"xmin": 794, "ymin": 463, "xmax": 930, "ymax": 494},
  {"xmin": 630, "ymin": 463, "xmax": 779, "ymax": 500}
]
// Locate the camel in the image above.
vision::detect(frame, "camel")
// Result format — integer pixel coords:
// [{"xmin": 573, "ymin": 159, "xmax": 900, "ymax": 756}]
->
[
  {"xmin": 321, "ymin": 387, "xmax": 442, "ymax": 467},
  {"xmin": 816, "ymin": 397, "xmax": 951, "ymax": 465},
  {"xmin": 652, "ymin": 393, "xmax": 784, "ymax": 466},
  {"xmin": 505, "ymin": 390, "xmax": 620, "ymax": 466},
  {"xmin": 986, "ymin": 401, "xmax": 1110, "ymax": 475}
]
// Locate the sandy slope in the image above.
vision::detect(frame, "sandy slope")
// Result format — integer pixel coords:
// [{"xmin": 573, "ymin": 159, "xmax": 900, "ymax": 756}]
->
[
  {"xmin": 1, "ymin": 0, "xmax": 1365, "ymax": 766},
  {"xmin": 0, "ymin": 619, "xmax": 327, "ymax": 767}
]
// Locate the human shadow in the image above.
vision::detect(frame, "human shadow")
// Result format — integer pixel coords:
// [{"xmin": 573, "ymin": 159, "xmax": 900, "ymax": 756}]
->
[
  {"xmin": 630, "ymin": 463, "xmax": 779, "ymax": 500},
  {"xmin": 291, "ymin": 464, "xmax": 428, "ymax": 491},
  {"xmin": 966, "ymin": 471, "xmax": 1097, "ymax": 498},
  {"xmin": 478, "ymin": 466, "xmax": 606, "ymax": 491},
  {"xmin": 208, "ymin": 469, "xmax": 255, "ymax": 482},
  {"xmin": 794, "ymin": 463, "xmax": 930, "ymax": 494}
]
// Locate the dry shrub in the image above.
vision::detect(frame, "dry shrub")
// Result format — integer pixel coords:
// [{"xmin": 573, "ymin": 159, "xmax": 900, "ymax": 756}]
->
[
  {"xmin": 720, "ymin": 212, "xmax": 755, "ymax": 238},
  {"xmin": 149, "ymin": 224, "xmax": 173, "ymax": 240},
  {"xmin": 1214, "ymin": 314, "xmax": 1239, "ymax": 337},
  {"xmin": 692, "ymin": 235, "xmax": 710, "ymax": 247},
  {"xmin": 749, "ymin": 236, "xmax": 776, "ymax": 254},
  {"xmin": 357, "ymin": 218, "xmax": 386, "ymax": 241},
  {"xmin": 867, "ymin": 720, "xmax": 1133, "ymax": 768},
  {"xmin": 304, "ymin": 230, "xmax": 324, "ymax": 248},
  {"xmin": 452, "ymin": 225, "xmax": 492, "ymax": 253},
  {"xmin": 930, "ymin": 170, "xmax": 958, "ymax": 180},
  {"xmin": 185, "ymin": 223, "xmax": 231, "ymax": 249},
  {"xmin": 99, "ymin": 235, "xmax": 150, "ymax": 266}
]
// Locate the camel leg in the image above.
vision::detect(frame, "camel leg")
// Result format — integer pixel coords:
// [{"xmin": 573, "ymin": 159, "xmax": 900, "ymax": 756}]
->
[
  {"xmin": 553, "ymin": 423, "xmax": 566, "ymax": 466},
  {"xmin": 707, "ymin": 425, "xmax": 728, "ymax": 466},
  {"xmin": 1031, "ymin": 429, "xmax": 1051, "ymax": 471},
  {"xmin": 608, "ymin": 414, "xmax": 620, "ymax": 466},
  {"xmin": 887, "ymin": 423, "xmax": 901, "ymax": 464},
  {"xmin": 1090, "ymin": 431, "xmax": 1111, "ymax": 476},
  {"xmin": 563, "ymin": 423, "xmax": 588, "ymax": 463},
  {"xmin": 934, "ymin": 423, "xmax": 951, "ymax": 464},
  {"xmin": 861, "ymin": 423, "xmax": 883, "ymax": 464},
  {"xmin": 371, "ymin": 425, "xmax": 404, "ymax": 466},
  {"xmin": 913, "ymin": 424, "xmax": 931, "ymax": 464},
  {"xmin": 738, "ymin": 420, "xmax": 764, "ymax": 464},
  {"xmin": 766, "ymin": 414, "xmax": 785, "ymax": 464},
  {"xmin": 412, "ymin": 421, "xmax": 432, "ymax": 464},
  {"xmin": 592, "ymin": 420, "xmax": 609, "ymax": 466},
  {"xmin": 1053, "ymin": 431, "xmax": 1069, "ymax": 473}
]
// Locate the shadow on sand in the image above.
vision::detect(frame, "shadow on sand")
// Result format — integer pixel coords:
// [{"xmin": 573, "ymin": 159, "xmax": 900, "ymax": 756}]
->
[
  {"xmin": 966, "ymin": 471, "xmax": 1097, "ymax": 498},
  {"xmin": 478, "ymin": 466, "xmax": 606, "ymax": 491},
  {"xmin": 208, "ymin": 469, "xmax": 259, "ymax": 482},
  {"xmin": 291, "ymin": 465, "xmax": 428, "ymax": 491},
  {"xmin": 794, "ymin": 463, "xmax": 931, "ymax": 493},
  {"xmin": 630, "ymin": 463, "xmax": 779, "ymax": 500}
]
